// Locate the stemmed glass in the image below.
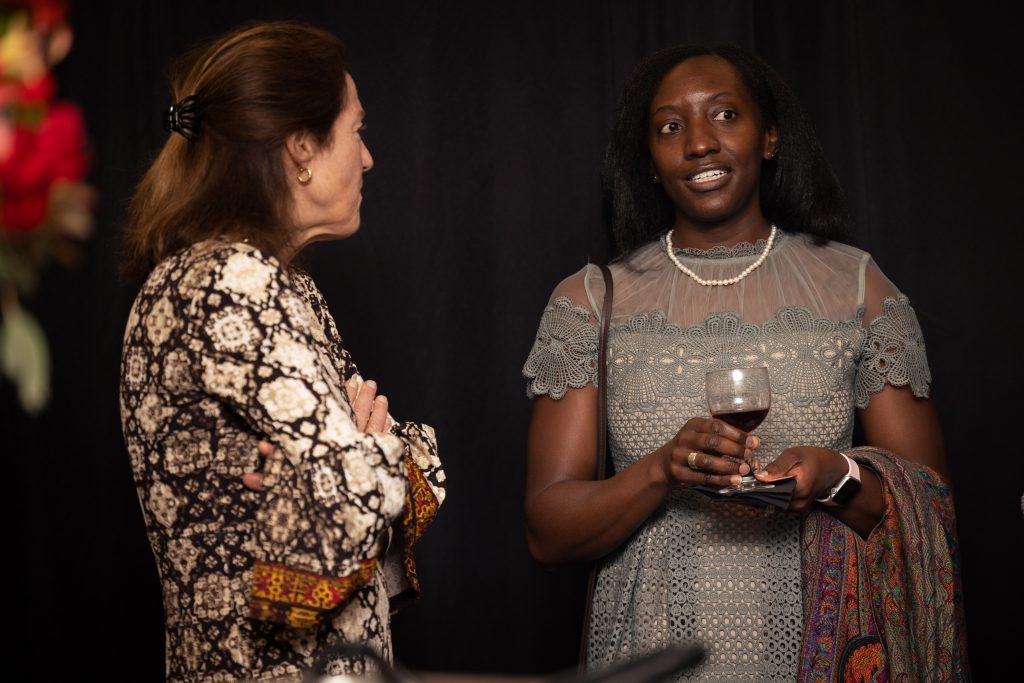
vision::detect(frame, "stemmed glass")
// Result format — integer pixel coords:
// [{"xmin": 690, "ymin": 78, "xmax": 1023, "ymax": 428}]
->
[{"xmin": 705, "ymin": 367, "xmax": 772, "ymax": 491}]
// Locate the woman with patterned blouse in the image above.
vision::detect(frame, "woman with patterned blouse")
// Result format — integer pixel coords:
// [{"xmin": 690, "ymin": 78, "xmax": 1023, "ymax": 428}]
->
[
  {"xmin": 119, "ymin": 22, "xmax": 444, "ymax": 682},
  {"xmin": 523, "ymin": 47, "xmax": 968, "ymax": 680}
]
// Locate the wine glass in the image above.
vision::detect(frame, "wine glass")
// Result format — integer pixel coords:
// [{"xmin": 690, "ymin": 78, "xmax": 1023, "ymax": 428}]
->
[{"xmin": 705, "ymin": 367, "xmax": 771, "ymax": 491}]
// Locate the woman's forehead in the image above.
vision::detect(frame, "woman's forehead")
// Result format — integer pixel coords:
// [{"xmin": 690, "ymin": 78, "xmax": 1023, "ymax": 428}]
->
[{"xmin": 655, "ymin": 56, "xmax": 747, "ymax": 102}]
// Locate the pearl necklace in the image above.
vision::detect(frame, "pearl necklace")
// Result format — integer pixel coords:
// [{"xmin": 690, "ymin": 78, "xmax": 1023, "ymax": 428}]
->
[{"xmin": 663, "ymin": 224, "xmax": 778, "ymax": 286}]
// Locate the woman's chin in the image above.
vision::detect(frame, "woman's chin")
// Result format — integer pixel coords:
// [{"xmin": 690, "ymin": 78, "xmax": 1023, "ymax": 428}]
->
[{"xmin": 295, "ymin": 220, "xmax": 361, "ymax": 250}]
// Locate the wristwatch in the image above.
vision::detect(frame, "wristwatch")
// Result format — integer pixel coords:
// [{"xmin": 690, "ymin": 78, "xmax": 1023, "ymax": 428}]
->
[{"xmin": 816, "ymin": 452, "xmax": 861, "ymax": 507}]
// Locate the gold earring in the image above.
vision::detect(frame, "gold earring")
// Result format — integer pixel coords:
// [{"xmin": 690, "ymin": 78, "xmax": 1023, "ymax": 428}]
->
[{"xmin": 297, "ymin": 166, "xmax": 313, "ymax": 185}]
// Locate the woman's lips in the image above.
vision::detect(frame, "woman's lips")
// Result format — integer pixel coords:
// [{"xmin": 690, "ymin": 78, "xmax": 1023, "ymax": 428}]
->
[{"xmin": 685, "ymin": 167, "xmax": 731, "ymax": 190}]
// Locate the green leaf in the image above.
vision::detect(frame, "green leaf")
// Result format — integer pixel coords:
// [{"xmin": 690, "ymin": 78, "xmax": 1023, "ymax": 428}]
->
[{"xmin": 0, "ymin": 306, "xmax": 51, "ymax": 414}]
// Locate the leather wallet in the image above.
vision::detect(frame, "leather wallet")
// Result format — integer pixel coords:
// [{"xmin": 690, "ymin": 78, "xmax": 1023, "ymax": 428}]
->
[{"xmin": 694, "ymin": 475, "xmax": 796, "ymax": 509}]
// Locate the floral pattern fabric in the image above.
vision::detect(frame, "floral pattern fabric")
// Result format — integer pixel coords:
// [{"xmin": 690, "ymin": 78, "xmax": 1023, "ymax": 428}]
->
[
  {"xmin": 522, "ymin": 296, "xmax": 599, "ymax": 400},
  {"xmin": 120, "ymin": 241, "xmax": 444, "ymax": 682},
  {"xmin": 526, "ymin": 297, "xmax": 924, "ymax": 411}
]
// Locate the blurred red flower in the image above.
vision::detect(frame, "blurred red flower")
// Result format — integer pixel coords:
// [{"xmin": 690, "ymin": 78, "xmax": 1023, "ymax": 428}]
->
[
  {"xmin": 1, "ymin": 0, "xmax": 86, "ymax": 415},
  {"xmin": 0, "ymin": 90, "xmax": 89, "ymax": 233}
]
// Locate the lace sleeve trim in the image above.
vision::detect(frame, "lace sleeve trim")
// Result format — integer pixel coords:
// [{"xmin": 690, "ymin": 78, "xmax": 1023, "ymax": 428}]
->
[
  {"xmin": 855, "ymin": 295, "xmax": 932, "ymax": 408},
  {"xmin": 523, "ymin": 296, "xmax": 599, "ymax": 400}
]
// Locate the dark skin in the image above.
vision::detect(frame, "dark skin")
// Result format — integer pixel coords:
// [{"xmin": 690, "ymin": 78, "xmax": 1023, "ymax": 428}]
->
[{"xmin": 525, "ymin": 55, "xmax": 949, "ymax": 564}]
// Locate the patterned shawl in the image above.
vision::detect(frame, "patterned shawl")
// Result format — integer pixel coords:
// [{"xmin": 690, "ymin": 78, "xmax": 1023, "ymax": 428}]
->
[{"xmin": 798, "ymin": 448, "xmax": 970, "ymax": 681}]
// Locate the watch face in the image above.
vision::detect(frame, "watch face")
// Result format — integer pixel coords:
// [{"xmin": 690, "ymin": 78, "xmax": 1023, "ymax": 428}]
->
[{"xmin": 831, "ymin": 475, "xmax": 862, "ymax": 505}]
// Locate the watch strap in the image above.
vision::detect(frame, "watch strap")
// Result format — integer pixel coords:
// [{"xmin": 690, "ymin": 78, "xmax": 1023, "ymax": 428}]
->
[{"xmin": 816, "ymin": 452, "xmax": 861, "ymax": 507}]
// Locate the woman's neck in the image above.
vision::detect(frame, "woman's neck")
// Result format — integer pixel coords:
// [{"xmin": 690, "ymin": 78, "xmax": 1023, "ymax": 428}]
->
[{"xmin": 668, "ymin": 218, "xmax": 773, "ymax": 251}]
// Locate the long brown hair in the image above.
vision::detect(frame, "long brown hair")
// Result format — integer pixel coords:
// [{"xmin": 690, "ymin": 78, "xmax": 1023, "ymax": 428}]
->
[{"xmin": 122, "ymin": 21, "xmax": 348, "ymax": 280}]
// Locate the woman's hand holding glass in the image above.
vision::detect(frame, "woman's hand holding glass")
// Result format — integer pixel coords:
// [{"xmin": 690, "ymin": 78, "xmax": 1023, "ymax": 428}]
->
[
  {"xmin": 658, "ymin": 417, "xmax": 761, "ymax": 489},
  {"xmin": 242, "ymin": 375, "xmax": 393, "ymax": 492}
]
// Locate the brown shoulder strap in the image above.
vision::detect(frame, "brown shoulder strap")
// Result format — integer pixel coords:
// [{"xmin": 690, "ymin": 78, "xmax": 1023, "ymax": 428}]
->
[
  {"xmin": 595, "ymin": 263, "xmax": 613, "ymax": 479},
  {"xmin": 579, "ymin": 263, "xmax": 613, "ymax": 671}
]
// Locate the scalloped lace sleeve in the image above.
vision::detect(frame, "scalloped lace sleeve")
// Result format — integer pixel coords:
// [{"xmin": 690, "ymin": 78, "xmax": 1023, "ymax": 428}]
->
[
  {"xmin": 523, "ymin": 295, "xmax": 600, "ymax": 400},
  {"xmin": 854, "ymin": 293, "xmax": 932, "ymax": 408}
]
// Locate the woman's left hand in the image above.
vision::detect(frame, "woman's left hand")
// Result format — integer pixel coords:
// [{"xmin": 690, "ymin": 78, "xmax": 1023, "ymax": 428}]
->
[
  {"xmin": 755, "ymin": 446, "xmax": 848, "ymax": 513},
  {"xmin": 242, "ymin": 376, "xmax": 397, "ymax": 492},
  {"xmin": 344, "ymin": 376, "xmax": 395, "ymax": 432}
]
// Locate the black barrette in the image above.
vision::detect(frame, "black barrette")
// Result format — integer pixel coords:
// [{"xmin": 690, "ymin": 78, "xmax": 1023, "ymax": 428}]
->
[{"xmin": 163, "ymin": 95, "xmax": 201, "ymax": 141}]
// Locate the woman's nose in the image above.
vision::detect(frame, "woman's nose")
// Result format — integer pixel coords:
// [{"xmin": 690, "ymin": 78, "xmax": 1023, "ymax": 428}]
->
[
  {"xmin": 362, "ymin": 141, "xmax": 374, "ymax": 172},
  {"xmin": 685, "ymin": 121, "xmax": 719, "ymax": 158}
]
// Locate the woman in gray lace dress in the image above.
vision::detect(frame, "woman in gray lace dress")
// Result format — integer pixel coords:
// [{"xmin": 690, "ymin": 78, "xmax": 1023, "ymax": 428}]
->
[
  {"xmin": 120, "ymin": 22, "xmax": 444, "ymax": 682},
  {"xmin": 524, "ymin": 46, "xmax": 967, "ymax": 680}
]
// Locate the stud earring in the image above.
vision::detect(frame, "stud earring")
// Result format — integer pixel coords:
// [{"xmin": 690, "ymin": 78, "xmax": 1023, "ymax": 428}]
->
[
  {"xmin": 297, "ymin": 167, "xmax": 313, "ymax": 185},
  {"xmin": 653, "ymin": 175, "xmax": 660, "ymax": 183}
]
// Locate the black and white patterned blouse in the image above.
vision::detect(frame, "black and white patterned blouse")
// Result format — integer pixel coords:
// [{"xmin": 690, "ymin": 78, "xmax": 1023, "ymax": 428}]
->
[{"xmin": 120, "ymin": 240, "xmax": 445, "ymax": 682}]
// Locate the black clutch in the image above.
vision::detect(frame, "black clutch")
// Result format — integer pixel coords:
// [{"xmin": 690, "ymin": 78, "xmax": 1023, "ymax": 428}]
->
[{"xmin": 695, "ymin": 475, "xmax": 796, "ymax": 509}]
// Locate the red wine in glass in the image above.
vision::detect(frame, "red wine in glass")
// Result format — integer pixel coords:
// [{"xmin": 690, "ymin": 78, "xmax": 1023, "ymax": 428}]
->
[
  {"xmin": 705, "ymin": 367, "xmax": 772, "ymax": 490},
  {"xmin": 711, "ymin": 407, "xmax": 769, "ymax": 433}
]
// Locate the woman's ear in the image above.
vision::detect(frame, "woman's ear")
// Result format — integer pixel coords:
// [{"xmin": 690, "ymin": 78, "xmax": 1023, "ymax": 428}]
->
[{"xmin": 284, "ymin": 130, "xmax": 316, "ymax": 169}]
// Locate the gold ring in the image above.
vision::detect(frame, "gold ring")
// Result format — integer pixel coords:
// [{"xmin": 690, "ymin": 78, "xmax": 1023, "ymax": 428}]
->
[{"xmin": 688, "ymin": 451, "xmax": 700, "ymax": 469}]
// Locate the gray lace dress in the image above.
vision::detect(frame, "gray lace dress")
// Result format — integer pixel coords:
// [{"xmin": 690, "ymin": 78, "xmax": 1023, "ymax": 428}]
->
[{"xmin": 523, "ymin": 232, "xmax": 931, "ymax": 681}]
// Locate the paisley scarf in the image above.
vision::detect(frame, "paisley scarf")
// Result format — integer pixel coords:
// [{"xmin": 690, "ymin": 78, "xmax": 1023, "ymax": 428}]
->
[{"xmin": 798, "ymin": 448, "xmax": 970, "ymax": 681}]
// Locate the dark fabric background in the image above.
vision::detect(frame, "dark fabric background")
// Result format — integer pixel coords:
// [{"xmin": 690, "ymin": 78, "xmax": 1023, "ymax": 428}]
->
[{"xmin": 6, "ymin": 1, "xmax": 1021, "ymax": 679}]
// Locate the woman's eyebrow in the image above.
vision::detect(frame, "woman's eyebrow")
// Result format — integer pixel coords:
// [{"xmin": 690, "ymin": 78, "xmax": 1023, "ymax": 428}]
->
[{"xmin": 652, "ymin": 91, "xmax": 737, "ymax": 115}]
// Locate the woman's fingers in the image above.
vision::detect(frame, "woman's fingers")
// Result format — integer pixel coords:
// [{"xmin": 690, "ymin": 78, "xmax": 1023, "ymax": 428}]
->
[
  {"xmin": 344, "ymin": 376, "xmax": 360, "ymax": 405},
  {"xmin": 756, "ymin": 450, "xmax": 798, "ymax": 481},
  {"xmin": 345, "ymin": 376, "xmax": 391, "ymax": 433},
  {"xmin": 693, "ymin": 471, "xmax": 742, "ymax": 487},
  {"xmin": 351, "ymin": 379, "xmax": 378, "ymax": 431},
  {"xmin": 242, "ymin": 440, "xmax": 275, "ymax": 491},
  {"xmin": 758, "ymin": 447, "xmax": 848, "ymax": 513},
  {"xmin": 365, "ymin": 395, "xmax": 389, "ymax": 432},
  {"xmin": 665, "ymin": 449, "xmax": 745, "ymax": 487},
  {"xmin": 242, "ymin": 472, "xmax": 264, "ymax": 491},
  {"xmin": 684, "ymin": 450, "xmax": 749, "ymax": 475},
  {"xmin": 679, "ymin": 417, "xmax": 760, "ymax": 460},
  {"xmin": 754, "ymin": 447, "xmax": 838, "ymax": 513},
  {"xmin": 662, "ymin": 417, "xmax": 765, "ymax": 487}
]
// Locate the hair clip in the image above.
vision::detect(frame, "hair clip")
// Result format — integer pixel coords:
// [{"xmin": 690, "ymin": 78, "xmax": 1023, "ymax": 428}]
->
[{"xmin": 163, "ymin": 95, "xmax": 201, "ymax": 141}]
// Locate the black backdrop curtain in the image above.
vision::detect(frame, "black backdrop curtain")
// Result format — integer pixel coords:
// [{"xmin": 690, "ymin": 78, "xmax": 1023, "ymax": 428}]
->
[{"xmin": 6, "ymin": 1, "xmax": 1020, "ymax": 679}]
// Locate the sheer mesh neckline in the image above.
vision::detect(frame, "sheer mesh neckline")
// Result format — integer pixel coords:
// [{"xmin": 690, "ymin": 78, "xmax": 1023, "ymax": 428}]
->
[{"xmin": 670, "ymin": 230, "xmax": 785, "ymax": 261}]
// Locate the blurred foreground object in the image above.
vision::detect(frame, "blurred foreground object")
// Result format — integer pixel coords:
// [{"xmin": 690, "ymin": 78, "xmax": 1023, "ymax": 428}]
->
[
  {"xmin": 305, "ymin": 643, "xmax": 703, "ymax": 683},
  {"xmin": 302, "ymin": 642, "xmax": 410, "ymax": 683},
  {"xmin": 0, "ymin": 0, "xmax": 93, "ymax": 414},
  {"xmin": 549, "ymin": 646, "xmax": 704, "ymax": 683}
]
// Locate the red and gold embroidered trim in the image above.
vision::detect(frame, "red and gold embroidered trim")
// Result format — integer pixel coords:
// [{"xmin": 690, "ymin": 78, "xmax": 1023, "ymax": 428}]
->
[
  {"xmin": 250, "ymin": 559, "xmax": 376, "ymax": 628},
  {"xmin": 401, "ymin": 456, "xmax": 440, "ymax": 594}
]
